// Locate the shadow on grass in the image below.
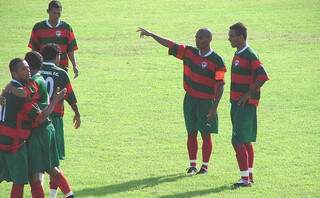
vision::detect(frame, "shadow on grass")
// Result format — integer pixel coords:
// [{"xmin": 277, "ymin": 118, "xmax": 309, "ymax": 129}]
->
[
  {"xmin": 158, "ymin": 184, "xmax": 232, "ymax": 198},
  {"xmin": 75, "ymin": 173, "xmax": 186, "ymax": 197}
]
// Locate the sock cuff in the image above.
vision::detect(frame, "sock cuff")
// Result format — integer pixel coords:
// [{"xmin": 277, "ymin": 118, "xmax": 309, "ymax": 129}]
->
[
  {"xmin": 202, "ymin": 162, "xmax": 209, "ymax": 166},
  {"xmin": 189, "ymin": 160, "xmax": 196, "ymax": 163},
  {"xmin": 65, "ymin": 191, "xmax": 74, "ymax": 197},
  {"xmin": 248, "ymin": 168, "xmax": 253, "ymax": 173},
  {"xmin": 240, "ymin": 170, "xmax": 249, "ymax": 177}
]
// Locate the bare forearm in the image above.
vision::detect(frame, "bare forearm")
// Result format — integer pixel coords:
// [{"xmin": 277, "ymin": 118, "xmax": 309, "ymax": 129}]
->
[
  {"xmin": 213, "ymin": 82, "xmax": 224, "ymax": 109},
  {"xmin": 67, "ymin": 51, "xmax": 77, "ymax": 68},
  {"xmin": 150, "ymin": 33, "xmax": 173, "ymax": 48},
  {"xmin": 70, "ymin": 103, "xmax": 80, "ymax": 117}
]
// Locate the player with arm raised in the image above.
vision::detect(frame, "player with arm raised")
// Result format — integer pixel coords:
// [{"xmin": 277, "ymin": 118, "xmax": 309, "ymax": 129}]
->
[{"xmin": 137, "ymin": 27, "xmax": 226, "ymax": 175}]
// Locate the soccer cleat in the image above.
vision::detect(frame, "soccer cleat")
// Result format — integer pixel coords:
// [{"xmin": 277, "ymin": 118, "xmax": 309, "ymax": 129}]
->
[
  {"xmin": 186, "ymin": 167, "xmax": 197, "ymax": 176},
  {"xmin": 196, "ymin": 167, "xmax": 208, "ymax": 175},
  {"xmin": 233, "ymin": 179, "xmax": 251, "ymax": 188}
]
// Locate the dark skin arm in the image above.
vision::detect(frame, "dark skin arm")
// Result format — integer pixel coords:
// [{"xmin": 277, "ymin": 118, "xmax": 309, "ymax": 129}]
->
[
  {"xmin": 237, "ymin": 80, "xmax": 266, "ymax": 107},
  {"xmin": 36, "ymin": 88, "xmax": 66, "ymax": 123},
  {"xmin": 67, "ymin": 51, "xmax": 79, "ymax": 79},
  {"xmin": 70, "ymin": 103, "xmax": 81, "ymax": 129},
  {"xmin": 137, "ymin": 27, "xmax": 173, "ymax": 48},
  {"xmin": 207, "ymin": 81, "xmax": 224, "ymax": 121}
]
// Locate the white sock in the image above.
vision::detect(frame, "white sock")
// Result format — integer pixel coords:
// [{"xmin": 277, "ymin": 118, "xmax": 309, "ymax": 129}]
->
[
  {"xmin": 50, "ymin": 189, "xmax": 58, "ymax": 198},
  {"xmin": 65, "ymin": 191, "xmax": 74, "ymax": 197}
]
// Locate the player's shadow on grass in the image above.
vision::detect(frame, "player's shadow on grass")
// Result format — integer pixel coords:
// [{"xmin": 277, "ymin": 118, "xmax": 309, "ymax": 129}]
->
[
  {"xmin": 159, "ymin": 185, "xmax": 231, "ymax": 198},
  {"xmin": 75, "ymin": 173, "xmax": 186, "ymax": 197}
]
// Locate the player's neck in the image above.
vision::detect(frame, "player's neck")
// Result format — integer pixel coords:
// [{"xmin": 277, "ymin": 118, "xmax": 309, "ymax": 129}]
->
[
  {"xmin": 48, "ymin": 18, "xmax": 59, "ymax": 27},
  {"xmin": 237, "ymin": 42, "xmax": 247, "ymax": 51},
  {"xmin": 199, "ymin": 47, "xmax": 211, "ymax": 57}
]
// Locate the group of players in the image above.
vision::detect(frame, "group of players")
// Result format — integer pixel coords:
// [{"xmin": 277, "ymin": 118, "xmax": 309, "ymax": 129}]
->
[
  {"xmin": 0, "ymin": 0, "xmax": 270, "ymax": 197},
  {"xmin": 137, "ymin": 21, "xmax": 269, "ymax": 187},
  {"xmin": 0, "ymin": 1, "xmax": 80, "ymax": 198}
]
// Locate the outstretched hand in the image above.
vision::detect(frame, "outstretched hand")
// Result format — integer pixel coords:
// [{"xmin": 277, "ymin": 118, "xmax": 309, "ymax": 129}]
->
[{"xmin": 136, "ymin": 27, "xmax": 153, "ymax": 38}]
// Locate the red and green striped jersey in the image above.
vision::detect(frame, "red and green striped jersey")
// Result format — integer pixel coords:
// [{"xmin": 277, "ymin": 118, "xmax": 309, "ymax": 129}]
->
[
  {"xmin": 168, "ymin": 42, "xmax": 227, "ymax": 100},
  {"xmin": 28, "ymin": 20, "xmax": 78, "ymax": 69},
  {"xmin": 0, "ymin": 81, "xmax": 42, "ymax": 153},
  {"xmin": 39, "ymin": 62, "xmax": 77, "ymax": 116},
  {"xmin": 230, "ymin": 45, "xmax": 269, "ymax": 106}
]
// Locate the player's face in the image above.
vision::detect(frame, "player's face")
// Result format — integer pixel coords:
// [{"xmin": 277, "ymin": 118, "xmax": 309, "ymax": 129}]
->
[
  {"xmin": 228, "ymin": 29, "xmax": 240, "ymax": 48},
  {"xmin": 13, "ymin": 61, "xmax": 31, "ymax": 82},
  {"xmin": 195, "ymin": 31, "xmax": 211, "ymax": 49},
  {"xmin": 48, "ymin": 7, "xmax": 61, "ymax": 22}
]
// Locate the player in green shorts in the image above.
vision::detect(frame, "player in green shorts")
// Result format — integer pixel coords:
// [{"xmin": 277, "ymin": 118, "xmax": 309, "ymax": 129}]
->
[
  {"xmin": 137, "ymin": 27, "xmax": 226, "ymax": 175},
  {"xmin": 6, "ymin": 52, "xmax": 75, "ymax": 198},
  {"xmin": 228, "ymin": 22, "xmax": 269, "ymax": 187},
  {"xmin": 0, "ymin": 58, "xmax": 64, "ymax": 198},
  {"xmin": 25, "ymin": 51, "xmax": 76, "ymax": 198}
]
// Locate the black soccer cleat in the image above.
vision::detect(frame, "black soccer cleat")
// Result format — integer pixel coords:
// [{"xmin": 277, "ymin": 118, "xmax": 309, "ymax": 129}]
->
[
  {"xmin": 233, "ymin": 179, "xmax": 251, "ymax": 188},
  {"xmin": 186, "ymin": 166, "xmax": 197, "ymax": 176},
  {"xmin": 196, "ymin": 167, "xmax": 208, "ymax": 175}
]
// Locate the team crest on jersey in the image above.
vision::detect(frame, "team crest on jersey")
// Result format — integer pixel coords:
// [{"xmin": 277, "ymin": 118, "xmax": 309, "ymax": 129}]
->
[
  {"xmin": 234, "ymin": 60, "xmax": 239, "ymax": 67},
  {"xmin": 201, "ymin": 61, "xmax": 208, "ymax": 69},
  {"xmin": 55, "ymin": 31, "xmax": 62, "ymax": 37}
]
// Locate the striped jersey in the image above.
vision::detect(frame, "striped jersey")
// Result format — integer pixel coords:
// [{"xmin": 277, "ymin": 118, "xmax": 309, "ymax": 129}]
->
[
  {"xmin": 0, "ymin": 81, "xmax": 41, "ymax": 152},
  {"xmin": 230, "ymin": 45, "xmax": 269, "ymax": 106},
  {"xmin": 28, "ymin": 20, "xmax": 78, "ymax": 69},
  {"xmin": 168, "ymin": 42, "xmax": 226, "ymax": 100},
  {"xmin": 39, "ymin": 62, "xmax": 77, "ymax": 116}
]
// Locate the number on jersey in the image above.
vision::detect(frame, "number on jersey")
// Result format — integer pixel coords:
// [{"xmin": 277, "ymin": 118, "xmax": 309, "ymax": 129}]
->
[{"xmin": 44, "ymin": 77, "xmax": 54, "ymax": 98}]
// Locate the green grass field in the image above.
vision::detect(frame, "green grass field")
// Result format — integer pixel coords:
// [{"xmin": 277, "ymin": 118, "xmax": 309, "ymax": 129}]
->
[{"xmin": 1, "ymin": 0, "xmax": 320, "ymax": 197}]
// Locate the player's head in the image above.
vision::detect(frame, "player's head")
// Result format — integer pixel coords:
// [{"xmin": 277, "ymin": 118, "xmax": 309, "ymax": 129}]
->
[
  {"xmin": 228, "ymin": 22, "xmax": 247, "ymax": 48},
  {"xmin": 41, "ymin": 43, "xmax": 61, "ymax": 65},
  {"xmin": 9, "ymin": 58, "xmax": 31, "ymax": 82},
  {"xmin": 195, "ymin": 28, "xmax": 212, "ymax": 50},
  {"xmin": 25, "ymin": 51, "xmax": 43, "ymax": 73},
  {"xmin": 47, "ymin": 1, "xmax": 62, "ymax": 22}
]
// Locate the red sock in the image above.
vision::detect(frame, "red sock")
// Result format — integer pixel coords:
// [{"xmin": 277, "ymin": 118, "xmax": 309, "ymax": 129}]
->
[
  {"xmin": 233, "ymin": 144, "xmax": 249, "ymax": 181},
  {"xmin": 187, "ymin": 134, "xmax": 198, "ymax": 167},
  {"xmin": 201, "ymin": 134, "xmax": 212, "ymax": 170},
  {"xmin": 50, "ymin": 175, "xmax": 59, "ymax": 189},
  {"xmin": 245, "ymin": 143, "xmax": 254, "ymax": 181},
  {"xmin": 11, "ymin": 184, "xmax": 24, "ymax": 198},
  {"xmin": 30, "ymin": 181, "xmax": 44, "ymax": 198},
  {"xmin": 54, "ymin": 171, "xmax": 73, "ymax": 195}
]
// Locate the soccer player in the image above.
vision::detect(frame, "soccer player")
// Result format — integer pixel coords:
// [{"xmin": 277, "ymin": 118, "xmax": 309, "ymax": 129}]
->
[
  {"xmin": 228, "ymin": 22, "xmax": 269, "ymax": 187},
  {"xmin": 24, "ymin": 51, "xmax": 75, "ymax": 198},
  {"xmin": 39, "ymin": 43, "xmax": 80, "ymax": 198},
  {"xmin": 28, "ymin": 0, "xmax": 79, "ymax": 78},
  {"xmin": 137, "ymin": 27, "xmax": 226, "ymax": 175},
  {"xmin": 0, "ymin": 58, "xmax": 64, "ymax": 198}
]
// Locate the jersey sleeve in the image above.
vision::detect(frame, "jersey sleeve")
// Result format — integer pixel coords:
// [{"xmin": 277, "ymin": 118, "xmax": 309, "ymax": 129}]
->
[
  {"xmin": 250, "ymin": 55, "xmax": 269, "ymax": 82},
  {"xmin": 28, "ymin": 24, "xmax": 40, "ymax": 51},
  {"xmin": 168, "ymin": 42, "xmax": 187, "ymax": 60},
  {"xmin": 61, "ymin": 72, "xmax": 77, "ymax": 105},
  {"xmin": 67, "ymin": 26, "xmax": 78, "ymax": 52}
]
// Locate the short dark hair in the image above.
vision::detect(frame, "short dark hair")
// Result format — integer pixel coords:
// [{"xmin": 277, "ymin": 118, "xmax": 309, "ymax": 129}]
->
[
  {"xmin": 41, "ymin": 43, "xmax": 61, "ymax": 61},
  {"xmin": 230, "ymin": 22, "xmax": 247, "ymax": 40},
  {"xmin": 25, "ymin": 51, "xmax": 43, "ymax": 70},
  {"xmin": 9, "ymin": 58, "xmax": 24, "ymax": 73},
  {"xmin": 48, "ymin": 0, "xmax": 62, "ymax": 10}
]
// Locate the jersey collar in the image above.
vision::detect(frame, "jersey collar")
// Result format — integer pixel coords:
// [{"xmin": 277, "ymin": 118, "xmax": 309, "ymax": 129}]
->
[
  {"xmin": 43, "ymin": 61, "xmax": 57, "ymax": 67},
  {"xmin": 11, "ymin": 79, "xmax": 23, "ymax": 86},
  {"xmin": 236, "ymin": 43, "xmax": 249, "ymax": 54},
  {"xmin": 198, "ymin": 49, "xmax": 213, "ymax": 57},
  {"xmin": 46, "ymin": 19, "xmax": 61, "ymax": 28}
]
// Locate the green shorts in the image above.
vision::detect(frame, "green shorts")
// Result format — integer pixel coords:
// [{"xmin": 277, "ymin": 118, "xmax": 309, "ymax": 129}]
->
[
  {"xmin": 28, "ymin": 122, "xmax": 60, "ymax": 175},
  {"xmin": 183, "ymin": 93, "xmax": 218, "ymax": 134},
  {"xmin": 231, "ymin": 101, "xmax": 257, "ymax": 144},
  {"xmin": 0, "ymin": 144, "xmax": 29, "ymax": 184},
  {"xmin": 51, "ymin": 115, "xmax": 65, "ymax": 160}
]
